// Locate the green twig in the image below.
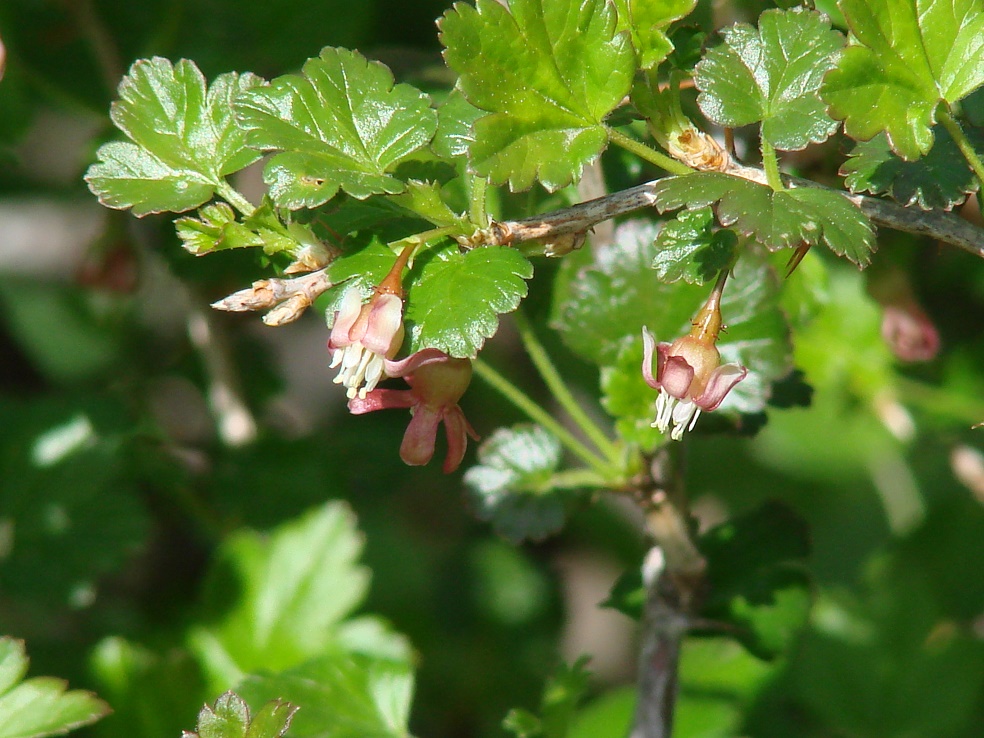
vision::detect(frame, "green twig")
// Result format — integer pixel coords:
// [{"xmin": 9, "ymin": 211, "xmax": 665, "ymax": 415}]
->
[
  {"xmin": 513, "ymin": 310, "xmax": 622, "ymax": 465},
  {"xmin": 939, "ymin": 108, "xmax": 984, "ymax": 190},
  {"xmin": 607, "ymin": 127, "xmax": 693, "ymax": 176},
  {"xmin": 760, "ymin": 138, "xmax": 783, "ymax": 192},
  {"xmin": 216, "ymin": 181, "xmax": 256, "ymax": 217},
  {"xmin": 473, "ymin": 358, "xmax": 613, "ymax": 476}
]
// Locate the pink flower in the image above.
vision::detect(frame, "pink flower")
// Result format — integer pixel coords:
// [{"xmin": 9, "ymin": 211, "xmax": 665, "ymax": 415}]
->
[
  {"xmin": 641, "ymin": 287, "xmax": 747, "ymax": 440},
  {"xmin": 328, "ymin": 242, "xmax": 415, "ymax": 400},
  {"xmin": 328, "ymin": 286, "xmax": 405, "ymax": 399},
  {"xmin": 348, "ymin": 349, "xmax": 479, "ymax": 473}
]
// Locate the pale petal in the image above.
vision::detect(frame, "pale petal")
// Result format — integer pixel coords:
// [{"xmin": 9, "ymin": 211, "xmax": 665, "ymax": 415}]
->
[
  {"xmin": 328, "ymin": 287, "xmax": 364, "ymax": 349},
  {"xmin": 363, "ymin": 293, "xmax": 404, "ymax": 355}
]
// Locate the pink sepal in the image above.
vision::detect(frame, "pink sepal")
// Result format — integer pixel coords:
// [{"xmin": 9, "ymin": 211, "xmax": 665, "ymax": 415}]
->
[
  {"xmin": 348, "ymin": 389, "xmax": 416, "ymax": 415},
  {"xmin": 694, "ymin": 363, "xmax": 747, "ymax": 411},
  {"xmin": 383, "ymin": 348, "xmax": 451, "ymax": 378},
  {"xmin": 400, "ymin": 405, "xmax": 442, "ymax": 466},
  {"xmin": 441, "ymin": 406, "xmax": 481, "ymax": 474},
  {"xmin": 660, "ymin": 354, "xmax": 696, "ymax": 399}
]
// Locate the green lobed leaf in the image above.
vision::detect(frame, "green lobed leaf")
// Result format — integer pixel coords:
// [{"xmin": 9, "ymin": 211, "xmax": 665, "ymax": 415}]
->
[
  {"xmin": 403, "ymin": 241, "xmax": 533, "ymax": 358},
  {"xmin": 652, "ymin": 206, "xmax": 739, "ymax": 284},
  {"xmin": 822, "ymin": 0, "xmax": 984, "ymax": 159},
  {"xmin": 85, "ymin": 58, "xmax": 264, "ymax": 215},
  {"xmin": 612, "ymin": 0, "xmax": 697, "ymax": 69},
  {"xmin": 699, "ymin": 502, "xmax": 813, "ymax": 659},
  {"xmin": 185, "ymin": 692, "xmax": 296, "ymax": 738},
  {"xmin": 237, "ymin": 654, "xmax": 414, "ymax": 738},
  {"xmin": 234, "ymin": 47, "xmax": 438, "ymax": 209},
  {"xmin": 464, "ymin": 424, "xmax": 568, "ymax": 543},
  {"xmin": 188, "ymin": 502, "xmax": 372, "ymax": 691},
  {"xmin": 551, "ymin": 220, "xmax": 792, "ymax": 419},
  {"xmin": 695, "ymin": 9, "xmax": 843, "ymax": 150},
  {"xmin": 651, "ymin": 173, "xmax": 876, "ymax": 266},
  {"xmin": 433, "ymin": 90, "xmax": 482, "ymax": 160},
  {"xmin": 439, "ymin": 0, "xmax": 635, "ymax": 191},
  {"xmin": 0, "ymin": 638, "xmax": 110, "ymax": 738},
  {"xmin": 840, "ymin": 128, "xmax": 984, "ymax": 210}
]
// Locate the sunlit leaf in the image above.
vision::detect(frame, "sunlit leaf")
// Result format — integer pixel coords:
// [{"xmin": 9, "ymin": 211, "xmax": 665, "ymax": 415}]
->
[
  {"xmin": 85, "ymin": 58, "xmax": 263, "ymax": 215},
  {"xmin": 440, "ymin": 0, "xmax": 634, "ymax": 190},
  {"xmin": 822, "ymin": 0, "xmax": 984, "ymax": 159},
  {"xmin": 695, "ymin": 9, "xmax": 843, "ymax": 150},
  {"xmin": 234, "ymin": 47, "xmax": 438, "ymax": 208},
  {"xmin": 612, "ymin": 0, "xmax": 697, "ymax": 69},
  {"xmin": 0, "ymin": 638, "xmax": 109, "ymax": 738},
  {"xmin": 404, "ymin": 242, "xmax": 533, "ymax": 358}
]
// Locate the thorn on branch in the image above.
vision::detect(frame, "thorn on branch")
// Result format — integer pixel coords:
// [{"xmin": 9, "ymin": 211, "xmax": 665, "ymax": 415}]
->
[{"xmin": 211, "ymin": 269, "xmax": 332, "ymax": 326}]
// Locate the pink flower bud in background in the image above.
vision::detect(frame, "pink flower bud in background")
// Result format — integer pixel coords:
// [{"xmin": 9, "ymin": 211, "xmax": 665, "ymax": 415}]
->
[{"xmin": 880, "ymin": 299, "xmax": 940, "ymax": 363}]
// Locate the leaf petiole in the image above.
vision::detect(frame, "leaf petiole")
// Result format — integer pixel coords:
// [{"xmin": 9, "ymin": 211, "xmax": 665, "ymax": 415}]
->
[
  {"xmin": 216, "ymin": 181, "xmax": 256, "ymax": 217},
  {"xmin": 938, "ymin": 108, "xmax": 984, "ymax": 191},
  {"xmin": 472, "ymin": 358, "xmax": 615, "ymax": 479},
  {"xmin": 606, "ymin": 127, "xmax": 693, "ymax": 176},
  {"xmin": 469, "ymin": 174, "xmax": 489, "ymax": 227},
  {"xmin": 513, "ymin": 310, "xmax": 622, "ymax": 466},
  {"xmin": 760, "ymin": 138, "xmax": 783, "ymax": 192}
]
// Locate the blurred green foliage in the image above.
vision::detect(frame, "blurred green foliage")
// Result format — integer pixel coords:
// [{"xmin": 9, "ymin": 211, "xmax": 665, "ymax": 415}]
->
[{"xmin": 1, "ymin": 1, "xmax": 983, "ymax": 737}]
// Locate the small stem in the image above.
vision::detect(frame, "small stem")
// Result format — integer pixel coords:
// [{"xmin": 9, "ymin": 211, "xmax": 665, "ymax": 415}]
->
[
  {"xmin": 392, "ymin": 225, "xmax": 459, "ymax": 249},
  {"xmin": 939, "ymin": 108, "xmax": 984, "ymax": 189},
  {"xmin": 216, "ymin": 181, "xmax": 256, "ymax": 217},
  {"xmin": 895, "ymin": 376, "xmax": 984, "ymax": 425},
  {"xmin": 469, "ymin": 175, "xmax": 489, "ymax": 227},
  {"xmin": 760, "ymin": 137, "xmax": 783, "ymax": 192},
  {"xmin": 473, "ymin": 358, "xmax": 613, "ymax": 477},
  {"xmin": 607, "ymin": 127, "xmax": 693, "ymax": 177},
  {"xmin": 513, "ymin": 310, "xmax": 622, "ymax": 465}
]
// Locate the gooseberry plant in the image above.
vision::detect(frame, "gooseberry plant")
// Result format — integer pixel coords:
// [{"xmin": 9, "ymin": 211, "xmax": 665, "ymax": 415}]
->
[{"xmin": 20, "ymin": 0, "xmax": 977, "ymax": 735}]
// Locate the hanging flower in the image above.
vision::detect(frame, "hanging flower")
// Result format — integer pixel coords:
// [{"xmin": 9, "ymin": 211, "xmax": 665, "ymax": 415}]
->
[
  {"xmin": 348, "ymin": 349, "xmax": 479, "ymax": 473},
  {"xmin": 327, "ymin": 242, "xmax": 414, "ymax": 399},
  {"xmin": 328, "ymin": 287, "xmax": 404, "ymax": 399},
  {"xmin": 642, "ymin": 276, "xmax": 747, "ymax": 440}
]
